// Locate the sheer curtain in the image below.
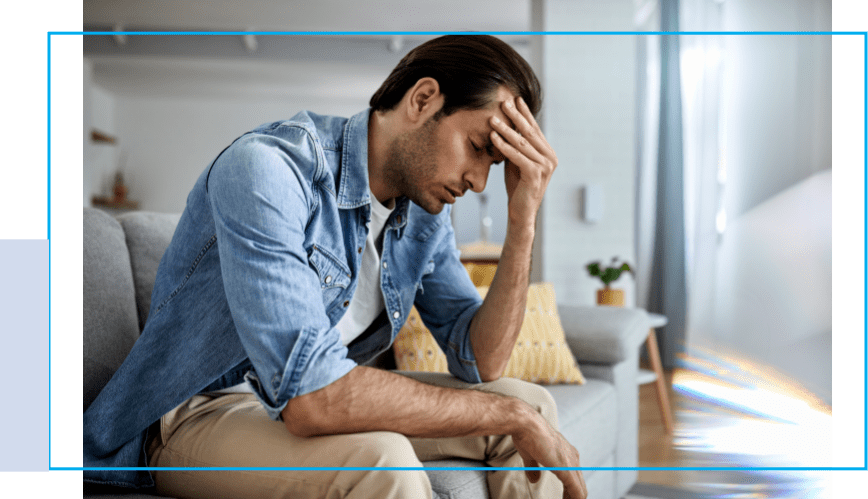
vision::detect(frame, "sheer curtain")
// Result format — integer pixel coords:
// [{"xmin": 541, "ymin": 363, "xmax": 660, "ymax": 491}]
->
[
  {"xmin": 679, "ymin": 1, "xmax": 725, "ymax": 352},
  {"xmin": 635, "ymin": 0, "xmax": 724, "ymax": 367}
]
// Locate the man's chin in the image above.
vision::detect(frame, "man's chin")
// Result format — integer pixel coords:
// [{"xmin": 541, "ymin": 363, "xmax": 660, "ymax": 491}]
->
[
  {"xmin": 415, "ymin": 197, "xmax": 447, "ymax": 215},
  {"xmin": 423, "ymin": 203, "xmax": 447, "ymax": 215}
]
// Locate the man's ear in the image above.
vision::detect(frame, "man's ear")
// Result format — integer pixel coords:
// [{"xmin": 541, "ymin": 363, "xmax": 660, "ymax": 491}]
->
[{"xmin": 404, "ymin": 77, "xmax": 443, "ymax": 124}]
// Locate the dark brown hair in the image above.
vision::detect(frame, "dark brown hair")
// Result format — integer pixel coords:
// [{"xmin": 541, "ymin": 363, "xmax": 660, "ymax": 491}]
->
[{"xmin": 369, "ymin": 35, "xmax": 541, "ymax": 118}]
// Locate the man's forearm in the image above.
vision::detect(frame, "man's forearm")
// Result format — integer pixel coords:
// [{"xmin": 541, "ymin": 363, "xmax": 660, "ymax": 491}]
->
[
  {"xmin": 468, "ymin": 221, "xmax": 535, "ymax": 381},
  {"xmin": 282, "ymin": 365, "xmax": 541, "ymax": 439}
]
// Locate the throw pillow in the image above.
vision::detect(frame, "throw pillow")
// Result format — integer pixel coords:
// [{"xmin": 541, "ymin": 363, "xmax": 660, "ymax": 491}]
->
[
  {"xmin": 463, "ymin": 262, "xmax": 498, "ymax": 287},
  {"xmin": 393, "ymin": 283, "xmax": 585, "ymax": 385}
]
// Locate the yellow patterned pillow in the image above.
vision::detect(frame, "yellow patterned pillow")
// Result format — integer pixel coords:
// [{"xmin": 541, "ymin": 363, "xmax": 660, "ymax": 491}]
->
[
  {"xmin": 463, "ymin": 262, "xmax": 498, "ymax": 287},
  {"xmin": 393, "ymin": 282, "xmax": 585, "ymax": 385}
]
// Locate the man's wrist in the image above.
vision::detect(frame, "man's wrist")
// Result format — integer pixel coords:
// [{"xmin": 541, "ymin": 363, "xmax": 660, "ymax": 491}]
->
[
  {"xmin": 505, "ymin": 219, "xmax": 535, "ymax": 247},
  {"xmin": 509, "ymin": 219, "xmax": 536, "ymax": 233},
  {"xmin": 501, "ymin": 396, "xmax": 545, "ymax": 437}
]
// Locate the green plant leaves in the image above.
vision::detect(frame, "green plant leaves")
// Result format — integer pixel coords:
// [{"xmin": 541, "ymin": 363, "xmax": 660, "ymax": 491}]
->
[{"xmin": 585, "ymin": 259, "xmax": 633, "ymax": 289}]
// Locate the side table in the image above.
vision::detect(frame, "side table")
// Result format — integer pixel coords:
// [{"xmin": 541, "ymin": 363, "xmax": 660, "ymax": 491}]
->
[{"xmin": 638, "ymin": 313, "xmax": 675, "ymax": 435}]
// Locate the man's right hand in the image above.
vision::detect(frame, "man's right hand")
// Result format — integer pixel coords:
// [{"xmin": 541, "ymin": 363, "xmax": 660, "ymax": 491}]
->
[{"xmin": 512, "ymin": 414, "xmax": 588, "ymax": 499}]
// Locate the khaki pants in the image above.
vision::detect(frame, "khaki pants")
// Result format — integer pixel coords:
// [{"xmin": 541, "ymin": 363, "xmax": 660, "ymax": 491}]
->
[{"xmin": 148, "ymin": 372, "xmax": 563, "ymax": 499}]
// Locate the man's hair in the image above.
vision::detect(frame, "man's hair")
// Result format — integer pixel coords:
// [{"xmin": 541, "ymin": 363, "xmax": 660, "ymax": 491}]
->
[{"xmin": 369, "ymin": 35, "xmax": 541, "ymax": 118}]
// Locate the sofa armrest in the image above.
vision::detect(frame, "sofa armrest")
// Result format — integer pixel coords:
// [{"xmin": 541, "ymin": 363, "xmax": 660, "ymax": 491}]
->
[
  {"xmin": 557, "ymin": 305, "xmax": 648, "ymax": 494},
  {"xmin": 557, "ymin": 305, "xmax": 649, "ymax": 364}
]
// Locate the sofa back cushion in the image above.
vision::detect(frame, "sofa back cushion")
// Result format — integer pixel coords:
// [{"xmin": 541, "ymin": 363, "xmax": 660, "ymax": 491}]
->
[
  {"xmin": 83, "ymin": 208, "xmax": 142, "ymax": 411},
  {"xmin": 117, "ymin": 212, "xmax": 181, "ymax": 330}
]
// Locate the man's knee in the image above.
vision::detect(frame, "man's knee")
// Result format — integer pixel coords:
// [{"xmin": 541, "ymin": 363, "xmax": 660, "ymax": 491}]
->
[
  {"xmin": 347, "ymin": 431, "xmax": 431, "ymax": 498},
  {"xmin": 351, "ymin": 431, "xmax": 421, "ymax": 467},
  {"xmin": 483, "ymin": 377, "xmax": 559, "ymax": 428}
]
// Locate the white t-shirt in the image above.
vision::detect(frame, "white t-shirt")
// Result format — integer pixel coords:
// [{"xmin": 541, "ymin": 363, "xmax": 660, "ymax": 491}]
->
[{"xmin": 335, "ymin": 191, "xmax": 394, "ymax": 346}]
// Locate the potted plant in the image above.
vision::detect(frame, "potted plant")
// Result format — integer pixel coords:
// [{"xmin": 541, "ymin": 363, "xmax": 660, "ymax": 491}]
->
[{"xmin": 586, "ymin": 257, "xmax": 633, "ymax": 307}]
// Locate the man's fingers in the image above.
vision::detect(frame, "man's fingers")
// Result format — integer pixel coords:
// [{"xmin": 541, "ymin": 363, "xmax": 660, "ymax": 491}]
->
[
  {"xmin": 502, "ymin": 99, "xmax": 539, "ymax": 142},
  {"xmin": 490, "ymin": 129, "xmax": 545, "ymax": 172},
  {"xmin": 551, "ymin": 469, "xmax": 585, "ymax": 499},
  {"xmin": 491, "ymin": 117, "xmax": 545, "ymax": 163},
  {"xmin": 507, "ymin": 96, "xmax": 556, "ymax": 158}
]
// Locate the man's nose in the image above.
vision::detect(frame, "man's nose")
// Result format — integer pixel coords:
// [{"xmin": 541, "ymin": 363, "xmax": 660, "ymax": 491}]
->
[{"xmin": 464, "ymin": 162, "xmax": 490, "ymax": 193}]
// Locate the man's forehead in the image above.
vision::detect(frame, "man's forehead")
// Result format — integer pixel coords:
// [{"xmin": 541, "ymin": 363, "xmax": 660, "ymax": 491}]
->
[
  {"xmin": 444, "ymin": 87, "xmax": 518, "ymax": 133},
  {"xmin": 479, "ymin": 101, "xmax": 517, "ymax": 135}
]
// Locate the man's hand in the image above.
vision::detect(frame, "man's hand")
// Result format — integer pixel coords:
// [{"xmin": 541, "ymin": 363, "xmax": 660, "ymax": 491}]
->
[
  {"xmin": 512, "ymin": 413, "xmax": 589, "ymax": 499},
  {"xmin": 468, "ymin": 95, "xmax": 559, "ymax": 381},
  {"xmin": 490, "ymin": 96, "xmax": 558, "ymax": 229},
  {"xmin": 468, "ymin": 95, "xmax": 557, "ymax": 380}
]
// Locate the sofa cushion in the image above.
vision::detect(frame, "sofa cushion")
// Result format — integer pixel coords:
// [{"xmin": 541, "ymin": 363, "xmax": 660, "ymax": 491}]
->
[
  {"xmin": 394, "ymin": 283, "xmax": 586, "ymax": 385},
  {"xmin": 424, "ymin": 460, "xmax": 489, "ymax": 499},
  {"xmin": 83, "ymin": 208, "xmax": 141, "ymax": 411},
  {"xmin": 117, "ymin": 212, "xmax": 181, "ymax": 330},
  {"xmin": 546, "ymin": 379, "xmax": 617, "ymax": 469}
]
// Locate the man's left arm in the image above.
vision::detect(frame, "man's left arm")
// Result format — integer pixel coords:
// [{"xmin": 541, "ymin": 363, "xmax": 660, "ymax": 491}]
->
[{"xmin": 469, "ymin": 96, "xmax": 558, "ymax": 382}]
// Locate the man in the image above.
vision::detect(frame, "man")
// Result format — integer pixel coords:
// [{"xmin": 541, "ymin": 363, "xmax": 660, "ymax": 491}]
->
[{"xmin": 84, "ymin": 35, "xmax": 588, "ymax": 499}]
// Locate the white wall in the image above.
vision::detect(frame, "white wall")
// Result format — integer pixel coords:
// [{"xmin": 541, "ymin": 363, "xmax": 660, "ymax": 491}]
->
[
  {"xmin": 693, "ymin": 0, "xmax": 833, "ymax": 403},
  {"xmin": 720, "ymin": 0, "xmax": 832, "ymax": 219},
  {"xmin": 113, "ymin": 94, "xmax": 365, "ymax": 213},
  {"xmin": 537, "ymin": 0, "xmax": 638, "ymax": 307},
  {"xmin": 90, "ymin": 85, "xmax": 118, "ymax": 201},
  {"xmin": 712, "ymin": 170, "xmax": 832, "ymax": 403},
  {"xmin": 81, "ymin": 58, "xmax": 93, "ymax": 206},
  {"xmin": 82, "ymin": 59, "xmax": 118, "ymax": 206}
]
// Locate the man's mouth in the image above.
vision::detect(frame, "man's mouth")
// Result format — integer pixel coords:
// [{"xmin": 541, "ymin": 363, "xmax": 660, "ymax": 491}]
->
[{"xmin": 445, "ymin": 187, "xmax": 463, "ymax": 203}]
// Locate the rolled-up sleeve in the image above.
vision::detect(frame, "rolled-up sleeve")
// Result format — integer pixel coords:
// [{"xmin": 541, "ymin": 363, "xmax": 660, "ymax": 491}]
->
[
  {"xmin": 412, "ymin": 219, "xmax": 484, "ymax": 384},
  {"xmin": 207, "ymin": 130, "xmax": 357, "ymax": 421}
]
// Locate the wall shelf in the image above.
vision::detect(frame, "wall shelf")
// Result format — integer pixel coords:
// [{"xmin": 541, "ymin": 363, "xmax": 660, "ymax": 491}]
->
[
  {"xmin": 92, "ymin": 196, "xmax": 139, "ymax": 211},
  {"xmin": 90, "ymin": 129, "xmax": 117, "ymax": 144}
]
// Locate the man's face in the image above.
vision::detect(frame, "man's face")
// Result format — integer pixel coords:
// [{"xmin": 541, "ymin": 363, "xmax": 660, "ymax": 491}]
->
[{"xmin": 383, "ymin": 86, "xmax": 516, "ymax": 214}]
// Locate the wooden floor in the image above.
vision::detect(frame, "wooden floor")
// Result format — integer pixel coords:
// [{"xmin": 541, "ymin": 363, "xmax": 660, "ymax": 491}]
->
[
  {"xmin": 635, "ymin": 364, "xmax": 691, "ymax": 488},
  {"xmin": 633, "ymin": 359, "xmax": 834, "ymax": 495}
]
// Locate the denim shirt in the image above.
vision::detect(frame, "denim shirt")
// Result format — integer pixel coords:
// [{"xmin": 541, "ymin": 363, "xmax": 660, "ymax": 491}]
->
[{"xmin": 83, "ymin": 109, "xmax": 484, "ymax": 488}]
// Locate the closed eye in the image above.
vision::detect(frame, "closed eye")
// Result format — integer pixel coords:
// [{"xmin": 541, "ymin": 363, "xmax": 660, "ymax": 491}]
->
[
  {"xmin": 485, "ymin": 143, "xmax": 505, "ymax": 164},
  {"xmin": 473, "ymin": 138, "xmax": 503, "ymax": 164}
]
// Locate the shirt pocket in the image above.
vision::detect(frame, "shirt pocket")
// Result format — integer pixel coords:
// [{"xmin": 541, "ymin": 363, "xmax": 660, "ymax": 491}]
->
[{"xmin": 308, "ymin": 244, "xmax": 352, "ymax": 310}]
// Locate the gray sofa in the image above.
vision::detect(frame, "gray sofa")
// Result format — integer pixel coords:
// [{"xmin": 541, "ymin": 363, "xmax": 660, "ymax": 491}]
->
[{"xmin": 83, "ymin": 207, "xmax": 649, "ymax": 499}]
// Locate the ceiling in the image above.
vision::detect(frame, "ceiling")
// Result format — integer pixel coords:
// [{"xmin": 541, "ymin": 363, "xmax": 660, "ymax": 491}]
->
[
  {"xmin": 83, "ymin": 0, "xmax": 532, "ymax": 33},
  {"xmin": 83, "ymin": 0, "xmax": 534, "ymax": 99}
]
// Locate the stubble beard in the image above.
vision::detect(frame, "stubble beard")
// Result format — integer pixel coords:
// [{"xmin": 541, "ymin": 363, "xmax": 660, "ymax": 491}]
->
[{"xmin": 381, "ymin": 117, "xmax": 446, "ymax": 215}]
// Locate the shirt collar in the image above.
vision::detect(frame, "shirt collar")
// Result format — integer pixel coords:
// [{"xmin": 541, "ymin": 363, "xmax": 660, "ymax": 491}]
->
[
  {"xmin": 337, "ymin": 108, "xmax": 373, "ymax": 209},
  {"xmin": 338, "ymin": 108, "xmax": 410, "ymax": 236}
]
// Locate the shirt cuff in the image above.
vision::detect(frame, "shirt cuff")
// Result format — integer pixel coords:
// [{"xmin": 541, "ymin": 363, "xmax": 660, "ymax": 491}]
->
[
  {"xmin": 443, "ymin": 301, "xmax": 483, "ymax": 384},
  {"xmin": 246, "ymin": 327, "xmax": 359, "ymax": 422}
]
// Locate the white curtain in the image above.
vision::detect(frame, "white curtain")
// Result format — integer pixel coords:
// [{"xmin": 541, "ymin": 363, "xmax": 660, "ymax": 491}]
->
[
  {"xmin": 678, "ymin": 0, "xmax": 725, "ymax": 347},
  {"xmin": 633, "ymin": 0, "xmax": 660, "ymax": 313},
  {"xmin": 634, "ymin": 0, "xmax": 724, "ymax": 365}
]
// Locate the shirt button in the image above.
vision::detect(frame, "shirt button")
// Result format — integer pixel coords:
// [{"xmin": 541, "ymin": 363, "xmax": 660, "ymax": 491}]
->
[
  {"xmin": 343, "ymin": 301, "xmax": 350, "ymax": 307},
  {"xmin": 324, "ymin": 275, "xmax": 332, "ymax": 284},
  {"xmin": 396, "ymin": 215, "xmax": 402, "ymax": 224},
  {"xmin": 393, "ymin": 311, "xmax": 400, "ymax": 319},
  {"xmin": 382, "ymin": 262, "xmax": 388, "ymax": 269},
  {"xmin": 358, "ymin": 247, "xmax": 363, "ymax": 254}
]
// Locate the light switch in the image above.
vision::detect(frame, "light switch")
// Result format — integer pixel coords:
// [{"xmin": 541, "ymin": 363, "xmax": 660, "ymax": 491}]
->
[{"xmin": 581, "ymin": 184, "xmax": 603, "ymax": 223}]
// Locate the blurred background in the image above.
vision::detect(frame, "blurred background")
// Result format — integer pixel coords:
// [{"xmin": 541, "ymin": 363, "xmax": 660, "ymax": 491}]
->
[{"xmin": 83, "ymin": 0, "xmax": 836, "ymax": 493}]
